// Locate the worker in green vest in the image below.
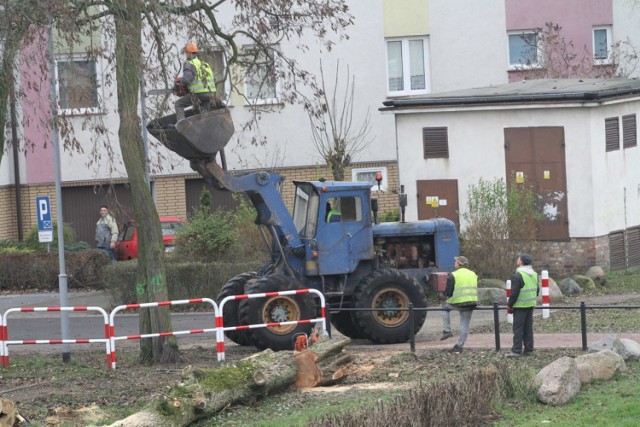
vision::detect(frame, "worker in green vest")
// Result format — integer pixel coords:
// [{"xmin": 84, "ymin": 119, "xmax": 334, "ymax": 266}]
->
[
  {"xmin": 174, "ymin": 42, "xmax": 219, "ymax": 124},
  {"xmin": 506, "ymin": 253, "xmax": 539, "ymax": 357},
  {"xmin": 440, "ymin": 255, "xmax": 478, "ymax": 354}
]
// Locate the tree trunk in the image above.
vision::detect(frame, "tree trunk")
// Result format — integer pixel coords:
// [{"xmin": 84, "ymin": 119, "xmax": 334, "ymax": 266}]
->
[
  {"xmin": 112, "ymin": 0, "xmax": 178, "ymax": 363},
  {"xmin": 107, "ymin": 337, "xmax": 352, "ymax": 427}
]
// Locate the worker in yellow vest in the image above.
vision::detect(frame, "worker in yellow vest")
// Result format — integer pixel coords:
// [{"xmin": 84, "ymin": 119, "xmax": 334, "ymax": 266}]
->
[
  {"xmin": 440, "ymin": 255, "xmax": 478, "ymax": 354},
  {"xmin": 506, "ymin": 253, "xmax": 539, "ymax": 357},
  {"xmin": 174, "ymin": 42, "xmax": 219, "ymax": 124}
]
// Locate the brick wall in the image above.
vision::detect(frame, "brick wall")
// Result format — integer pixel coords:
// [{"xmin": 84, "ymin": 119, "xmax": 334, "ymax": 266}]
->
[
  {"xmin": 0, "ymin": 186, "xmax": 18, "ymax": 240},
  {"xmin": 536, "ymin": 235, "xmax": 610, "ymax": 277},
  {"xmin": 154, "ymin": 176, "xmax": 187, "ymax": 218}
]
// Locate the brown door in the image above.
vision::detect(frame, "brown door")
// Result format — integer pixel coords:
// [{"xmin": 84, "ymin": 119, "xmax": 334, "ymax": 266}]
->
[
  {"xmin": 504, "ymin": 127, "xmax": 569, "ymax": 241},
  {"xmin": 416, "ymin": 179, "xmax": 459, "ymax": 227}
]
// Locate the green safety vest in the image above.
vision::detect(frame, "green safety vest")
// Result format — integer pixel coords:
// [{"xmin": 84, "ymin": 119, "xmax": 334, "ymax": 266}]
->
[
  {"xmin": 513, "ymin": 270, "xmax": 538, "ymax": 308},
  {"xmin": 188, "ymin": 58, "xmax": 216, "ymax": 94},
  {"xmin": 448, "ymin": 268, "xmax": 478, "ymax": 304},
  {"xmin": 327, "ymin": 209, "xmax": 341, "ymax": 223}
]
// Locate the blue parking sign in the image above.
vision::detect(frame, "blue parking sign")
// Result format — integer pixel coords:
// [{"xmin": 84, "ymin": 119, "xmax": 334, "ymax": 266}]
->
[{"xmin": 36, "ymin": 196, "xmax": 54, "ymax": 243}]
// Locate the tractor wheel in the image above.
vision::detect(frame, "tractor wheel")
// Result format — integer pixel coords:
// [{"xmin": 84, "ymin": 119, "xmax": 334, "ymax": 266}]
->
[
  {"xmin": 352, "ymin": 268, "xmax": 427, "ymax": 344},
  {"xmin": 330, "ymin": 310, "xmax": 365, "ymax": 339},
  {"xmin": 238, "ymin": 275, "xmax": 314, "ymax": 351},
  {"xmin": 217, "ymin": 272, "xmax": 257, "ymax": 346}
]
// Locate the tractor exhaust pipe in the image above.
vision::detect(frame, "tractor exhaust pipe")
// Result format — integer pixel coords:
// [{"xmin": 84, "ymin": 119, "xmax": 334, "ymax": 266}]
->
[{"xmin": 399, "ymin": 185, "xmax": 407, "ymax": 223}]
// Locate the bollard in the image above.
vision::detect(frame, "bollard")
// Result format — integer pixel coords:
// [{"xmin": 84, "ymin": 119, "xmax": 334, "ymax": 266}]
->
[
  {"xmin": 408, "ymin": 303, "xmax": 415, "ymax": 353},
  {"xmin": 492, "ymin": 303, "xmax": 501, "ymax": 351},
  {"xmin": 541, "ymin": 270, "xmax": 550, "ymax": 319},
  {"xmin": 580, "ymin": 301, "xmax": 588, "ymax": 351},
  {"xmin": 506, "ymin": 280, "xmax": 513, "ymax": 324}
]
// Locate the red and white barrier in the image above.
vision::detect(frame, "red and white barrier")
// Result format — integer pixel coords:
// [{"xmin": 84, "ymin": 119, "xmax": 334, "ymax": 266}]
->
[
  {"xmin": 541, "ymin": 270, "xmax": 550, "ymax": 318},
  {"xmin": 505, "ymin": 280, "xmax": 513, "ymax": 324},
  {"xmin": 1, "ymin": 306, "xmax": 111, "ymax": 369},
  {"xmin": 108, "ymin": 298, "xmax": 218, "ymax": 370},
  {"xmin": 217, "ymin": 288, "xmax": 327, "ymax": 362}
]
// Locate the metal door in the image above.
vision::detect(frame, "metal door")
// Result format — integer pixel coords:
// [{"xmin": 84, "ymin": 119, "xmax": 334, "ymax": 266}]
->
[{"xmin": 416, "ymin": 179, "xmax": 459, "ymax": 227}]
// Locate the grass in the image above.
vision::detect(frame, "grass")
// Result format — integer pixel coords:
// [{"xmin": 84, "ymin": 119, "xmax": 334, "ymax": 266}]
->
[
  {"xmin": 591, "ymin": 268, "xmax": 640, "ymax": 295},
  {"xmin": 495, "ymin": 360, "xmax": 640, "ymax": 426}
]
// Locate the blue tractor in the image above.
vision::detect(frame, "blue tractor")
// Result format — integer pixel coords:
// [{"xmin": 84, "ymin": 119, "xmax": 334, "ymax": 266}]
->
[{"xmin": 148, "ymin": 109, "xmax": 459, "ymax": 351}]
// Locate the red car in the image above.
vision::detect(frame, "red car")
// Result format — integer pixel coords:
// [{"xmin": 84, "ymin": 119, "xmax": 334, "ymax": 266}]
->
[{"xmin": 115, "ymin": 216, "xmax": 185, "ymax": 261}]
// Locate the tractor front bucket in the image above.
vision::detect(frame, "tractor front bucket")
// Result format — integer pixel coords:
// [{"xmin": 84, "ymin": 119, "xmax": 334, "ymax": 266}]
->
[{"xmin": 147, "ymin": 108, "xmax": 234, "ymax": 161}]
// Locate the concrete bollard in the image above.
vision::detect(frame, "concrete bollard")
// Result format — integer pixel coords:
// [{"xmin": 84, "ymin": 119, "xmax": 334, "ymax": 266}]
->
[{"xmin": 506, "ymin": 279, "xmax": 513, "ymax": 324}]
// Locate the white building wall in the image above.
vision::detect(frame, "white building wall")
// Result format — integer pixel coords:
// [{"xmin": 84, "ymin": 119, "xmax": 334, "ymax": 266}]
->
[
  {"xmin": 393, "ymin": 101, "xmax": 640, "ymax": 238},
  {"xmin": 612, "ymin": 0, "xmax": 640, "ymax": 79},
  {"xmin": 429, "ymin": 0, "xmax": 508, "ymax": 92}
]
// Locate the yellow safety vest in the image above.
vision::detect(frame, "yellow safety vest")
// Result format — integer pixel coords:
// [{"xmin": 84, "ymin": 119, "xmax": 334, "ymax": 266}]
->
[
  {"xmin": 513, "ymin": 270, "xmax": 538, "ymax": 308},
  {"xmin": 188, "ymin": 58, "xmax": 216, "ymax": 94},
  {"xmin": 448, "ymin": 268, "xmax": 478, "ymax": 305}
]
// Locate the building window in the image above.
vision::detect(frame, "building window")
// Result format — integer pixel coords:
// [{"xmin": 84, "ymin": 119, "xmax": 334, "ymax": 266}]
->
[
  {"xmin": 623, "ymin": 114, "xmax": 637, "ymax": 149},
  {"xmin": 352, "ymin": 166, "xmax": 388, "ymax": 191},
  {"xmin": 423, "ymin": 127, "xmax": 449, "ymax": 159},
  {"xmin": 593, "ymin": 26, "xmax": 612, "ymax": 63},
  {"xmin": 605, "ymin": 117, "xmax": 620, "ymax": 152},
  {"xmin": 243, "ymin": 45, "xmax": 278, "ymax": 104},
  {"xmin": 56, "ymin": 55, "xmax": 101, "ymax": 114},
  {"xmin": 508, "ymin": 31, "xmax": 539, "ymax": 69},
  {"xmin": 386, "ymin": 37, "xmax": 430, "ymax": 96}
]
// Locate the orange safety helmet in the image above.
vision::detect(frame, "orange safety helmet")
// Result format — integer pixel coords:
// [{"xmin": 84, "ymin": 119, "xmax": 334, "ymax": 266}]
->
[{"xmin": 185, "ymin": 43, "xmax": 198, "ymax": 53}]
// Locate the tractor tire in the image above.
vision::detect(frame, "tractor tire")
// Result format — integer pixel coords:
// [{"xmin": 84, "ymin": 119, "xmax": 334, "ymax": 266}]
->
[
  {"xmin": 330, "ymin": 310, "xmax": 365, "ymax": 339},
  {"xmin": 352, "ymin": 268, "xmax": 427, "ymax": 344},
  {"xmin": 217, "ymin": 272, "xmax": 257, "ymax": 346},
  {"xmin": 238, "ymin": 274, "xmax": 314, "ymax": 351}
]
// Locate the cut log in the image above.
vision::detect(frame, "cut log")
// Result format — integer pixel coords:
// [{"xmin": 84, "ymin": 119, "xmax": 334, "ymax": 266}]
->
[
  {"xmin": 107, "ymin": 336, "xmax": 351, "ymax": 427},
  {"xmin": 0, "ymin": 398, "xmax": 17, "ymax": 427}
]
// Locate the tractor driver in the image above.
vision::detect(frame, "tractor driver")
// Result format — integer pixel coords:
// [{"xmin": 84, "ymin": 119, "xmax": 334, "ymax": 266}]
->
[
  {"xmin": 326, "ymin": 200, "xmax": 342, "ymax": 223},
  {"xmin": 174, "ymin": 42, "xmax": 218, "ymax": 123}
]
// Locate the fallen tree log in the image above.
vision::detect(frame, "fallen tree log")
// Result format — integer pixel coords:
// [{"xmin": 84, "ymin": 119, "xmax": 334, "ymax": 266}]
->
[{"xmin": 108, "ymin": 336, "xmax": 351, "ymax": 427}]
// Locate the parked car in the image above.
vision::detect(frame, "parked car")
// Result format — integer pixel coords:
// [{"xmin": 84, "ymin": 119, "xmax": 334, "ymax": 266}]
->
[{"xmin": 115, "ymin": 216, "xmax": 185, "ymax": 261}]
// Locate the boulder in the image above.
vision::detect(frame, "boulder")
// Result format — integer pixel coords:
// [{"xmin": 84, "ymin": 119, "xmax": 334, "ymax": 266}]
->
[
  {"xmin": 576, "ymin": 362, "xmax": 595, "ymax": 385},
  {"xmin": 477, "ymin": 288, "xmax": 507, "ymax": 305},
  {"xmin": 576, "ymin": 350, "xmax": 626, "ymax": 382},
  {"xmin": 620, "ymin": 338, "xmax": 640, "ymax": 360},
  {"xmin": 559, "ymin": 278, "xmax": 582, "ymax": 295},
  {"xmin": 573, "ymin": 275, "xmax": 596, "ymax": 291},
  {"xmin": 535, "ymin": 356, "xmax": 581, "ymax": 405},
  {"xmin": 585, "ymin": 266, "xmax": 606, "ymax": 286},
  {"xmin": 478, "ymin": 278, "xmax": 506, "ymax": 289},
  {"xmin": 588, "ymin": 334, "xmax": 630, "ymax": 359},
  {"xmin": 537, "ymin": 277, "xmax": 563, "ymax": 302}
]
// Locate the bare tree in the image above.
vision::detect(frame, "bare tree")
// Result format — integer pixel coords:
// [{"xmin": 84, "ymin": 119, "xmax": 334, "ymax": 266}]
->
[{"xmin": 307, "ymin": 60, "xmax": 371, "ymax": 181}]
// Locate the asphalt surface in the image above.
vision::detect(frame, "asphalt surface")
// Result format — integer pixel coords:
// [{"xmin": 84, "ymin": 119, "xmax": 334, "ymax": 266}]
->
[{"xmin": 2, "ymin": 290, "xmax": 640, "ymax": 357}]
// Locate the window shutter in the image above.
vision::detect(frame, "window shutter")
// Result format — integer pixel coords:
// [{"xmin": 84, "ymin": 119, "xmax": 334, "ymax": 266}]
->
[
  {"xmin": 423, "ymin": 127, "xmax": 449, "ymax": 159},
  {"xmin": 622, "ymin": 114, "xmax": 637, "ymax": 149},
  {"xmin": 626, "ymin": 227, "xmax": 640, "ymax": 268},
  {"xmin": 605, "ymin": 117, "xmax": 620, "ymax": 152},
  {"xmin": 609, "ymin": 231, "xmax": 626, "ymax": 270}
]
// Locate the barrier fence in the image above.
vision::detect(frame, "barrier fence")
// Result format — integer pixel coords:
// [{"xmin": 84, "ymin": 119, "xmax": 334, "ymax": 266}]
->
[
  {"xmin": 1, "ymin": 306, "xmax": 111, "ymax": 369},
  {"xmin": 0, "ymin": 290, "xmax": 326, "ymax": 369}
]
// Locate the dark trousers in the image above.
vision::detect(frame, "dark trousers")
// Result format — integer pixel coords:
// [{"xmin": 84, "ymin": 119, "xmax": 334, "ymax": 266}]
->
[
  {"xmin": 175, "ymin": 93, "xmax": 212, "ymax": 121},
  {"xmin": 512, "ymin": 307, "xmax": 534, "ymax": 353}
]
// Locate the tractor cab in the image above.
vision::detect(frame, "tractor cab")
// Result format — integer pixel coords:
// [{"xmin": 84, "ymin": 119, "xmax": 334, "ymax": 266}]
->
[{"xmin": 292, "ymin": 181, "xmax": 374, "ymax": 276}]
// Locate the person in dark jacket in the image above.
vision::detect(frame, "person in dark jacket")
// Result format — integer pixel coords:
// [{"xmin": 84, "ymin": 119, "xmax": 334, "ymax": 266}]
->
[
  {"xmin": 440, "ymin": 255, "xmax": 478, "ymax": 354},
  {"xmin": 506, "ymin": 253, "xmax": 539, "ymax": 357}
]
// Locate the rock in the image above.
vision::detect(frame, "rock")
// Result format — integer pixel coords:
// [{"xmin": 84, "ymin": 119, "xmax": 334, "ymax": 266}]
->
[
  {"xmin": 559, "ymin": 278, "xmax": 582, "ymax": 295},
  {"xmin": 573, "ymin": 275, "xmax": 596, "ymax": 291},
  {"xmin": 478, "ymin": 278, "xmax": 506, "ymax": 289},
  {"xmin": 576, "ymin": 362, "xmax": 595, "ymax": 385},
  {"xmin": 537, "ymin": 277, "xmax": 563, "ymax": 302},
  {"xmin": 588, "ymin": 334, "xmax": 630, "ymax": 359},
  {"xmin": 477, "ymin": 288, "xmax": 507, "ymax": 305},
  {"xmin": 576, "ymin": 350, "xmax": 626, "ymax": 381},
  {"xmin": 585, "ymin": 266, "xmax": 606, "ymax": 286},
  {"xmin": 620, "ymin": 338, "xmax": 640, "ymax": 359},
  {"xmin": 535, "ymin": 356, "xmax": 581, "ymax": 405}
]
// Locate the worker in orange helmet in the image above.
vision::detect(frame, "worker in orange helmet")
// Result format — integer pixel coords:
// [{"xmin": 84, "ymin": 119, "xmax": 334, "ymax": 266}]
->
[{"xmin": 173, "ymin": 42, "xmax": 219, "ymax": 124}]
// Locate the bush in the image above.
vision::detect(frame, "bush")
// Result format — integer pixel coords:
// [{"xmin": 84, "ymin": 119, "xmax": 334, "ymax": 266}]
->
[
  {"xmin": 101, "ymin": 259, "xmax": 261, "ymax": 305},
  {"xmin": 460, "ymin": 177, "xmax": 543, "ymax": 280},
  {"xmin": 0, "ymin": 249, "xmax": 111, "ymax": 291},
  {"xmin": 379, "ymin": 208, "xmax": 400, "ymax": 223},
  {"xmin": 24, "ymin": 222, "xmax": 79, "ymax": 252}
]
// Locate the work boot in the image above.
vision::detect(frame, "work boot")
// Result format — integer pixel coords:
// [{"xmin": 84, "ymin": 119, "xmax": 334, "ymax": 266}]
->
[
  {"xmin": 448, "ymin": 344, "xmax": 463, "ymax": 354},
  {"xmin": 506, "ymin": 352, "xmax": 521, "ymax": 358},
  {"xmin": 440, "ymin": 331, "xmax": 453, "ymax": 340}
]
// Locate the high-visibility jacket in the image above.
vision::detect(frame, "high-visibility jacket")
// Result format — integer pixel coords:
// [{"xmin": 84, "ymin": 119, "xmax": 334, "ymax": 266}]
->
[
  {"xmin": 448, "ymin": 268, "xmax": 478, "ymax": 305},
  {"xmin": 513, "ymin": 270, "xmax": 538, "ymax": 308},
  {"xmin": 327, "ymin": 209, "xmax": 342, "ymax": 223},
  {"xmin": 188, "ymin": 58, "xmax": 215, "ymax": 94}
]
